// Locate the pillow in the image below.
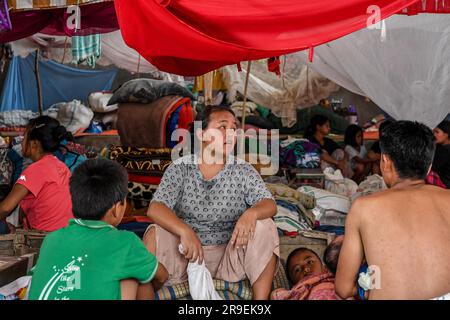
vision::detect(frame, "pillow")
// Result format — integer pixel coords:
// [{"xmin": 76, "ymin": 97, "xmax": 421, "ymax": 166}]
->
[{"xmin": 108, "ymin": 79, "xmax": 196, "ymax": 106}]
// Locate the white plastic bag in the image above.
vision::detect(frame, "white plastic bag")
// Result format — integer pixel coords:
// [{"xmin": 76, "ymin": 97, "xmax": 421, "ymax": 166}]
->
[
  {"xmin": 323, "ymin": 167, "xmax": 359, "ymax": 197},
  {"xmin": 55, "ymin": 100, "xmax": 94, "ymax": 134},
  {"xmin": 0, "ymin": 276, "xmax": 32, "ymax": 300},
  {"xmin": 298, "ymin": 185, "xmax": 351, "ymax": 214},
  {"xmin": 178, "ymin": 244, "xmax": 222, "ymax": 300},
  {"xmin": 88, "ymin": 92, "xmax": 118, "ymax": 113}
]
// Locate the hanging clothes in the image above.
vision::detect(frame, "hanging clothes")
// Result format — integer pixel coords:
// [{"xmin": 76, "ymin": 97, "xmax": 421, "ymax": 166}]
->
[{"xmin": 72, "ymin": 34, "xmax": 102, "ymax": 67}]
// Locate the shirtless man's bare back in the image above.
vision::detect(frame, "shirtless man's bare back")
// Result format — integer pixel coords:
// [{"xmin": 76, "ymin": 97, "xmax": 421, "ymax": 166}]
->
[{"xmin": 336, "ymin": 121, "xmax": 450, "ymax": 300}]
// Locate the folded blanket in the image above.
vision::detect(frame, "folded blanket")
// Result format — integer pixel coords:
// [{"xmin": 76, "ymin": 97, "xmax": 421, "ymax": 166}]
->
[
  {"xmin": 117, "ymin": 96, "xmax": 190, "ymax": 148},
  {"xmin": 266, "ymin": 183, "xmax": 316, "ymax": 209},
  {"xmin": 109, "ymin": 146, "xmax": 172, "ymax": 177}
]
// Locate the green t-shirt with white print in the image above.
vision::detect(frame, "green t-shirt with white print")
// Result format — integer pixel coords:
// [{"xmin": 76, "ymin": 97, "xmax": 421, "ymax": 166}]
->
[{"xmin": 29, "ymin": 219, "xmax": 157, "ymax": 300}]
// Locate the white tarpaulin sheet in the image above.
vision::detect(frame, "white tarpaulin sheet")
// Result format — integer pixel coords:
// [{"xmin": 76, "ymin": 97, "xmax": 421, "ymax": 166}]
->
[{"xmin": 296, "ymin": 14, "xmax": 450, "ymax": 128}]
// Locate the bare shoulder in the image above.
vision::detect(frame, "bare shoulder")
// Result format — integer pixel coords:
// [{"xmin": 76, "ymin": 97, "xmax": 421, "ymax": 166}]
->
[{"xmin": 347, "ymin": 189, "xmax": 394, "ymax": 224}]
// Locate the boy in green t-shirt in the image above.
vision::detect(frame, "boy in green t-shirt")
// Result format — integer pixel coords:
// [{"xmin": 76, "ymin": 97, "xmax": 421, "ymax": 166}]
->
[{"xmin": 29, "ymin": 159, "xmax": 168, "ymax": 300}]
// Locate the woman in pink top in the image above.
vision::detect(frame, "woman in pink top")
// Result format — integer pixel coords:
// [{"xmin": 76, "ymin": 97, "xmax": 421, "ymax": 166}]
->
[{"xmin": 0, "ymin": 116, "xmax": 73, "ymax": 232}]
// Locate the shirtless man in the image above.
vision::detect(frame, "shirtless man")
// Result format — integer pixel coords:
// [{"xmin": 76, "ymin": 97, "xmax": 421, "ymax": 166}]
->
[{"xmin": 335, "ymin": 121, "xmax": 450, "ymax": 300}]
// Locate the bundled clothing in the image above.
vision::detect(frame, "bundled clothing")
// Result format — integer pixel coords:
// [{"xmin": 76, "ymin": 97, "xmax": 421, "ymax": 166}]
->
[
  {"xmin": 280, "ymin": 139, "xmax": 321, "ymax": 169},
  {"xmin": 271, "ymin": 272, "xmax": 340, "ymax": 300}
]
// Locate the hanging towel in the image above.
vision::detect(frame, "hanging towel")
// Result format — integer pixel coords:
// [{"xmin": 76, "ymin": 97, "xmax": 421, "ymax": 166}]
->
[{"xmin": 72, "ymin": 34, "xmax": 102, "ymax": 67}]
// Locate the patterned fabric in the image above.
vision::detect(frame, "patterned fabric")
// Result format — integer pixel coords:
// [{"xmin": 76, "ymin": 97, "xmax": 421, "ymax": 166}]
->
[
  {"xmin": 280, "ymin": 140, "xmax": 321, "ymax": 169},
  {"xmin": 265, "ymin": 183, "xmax": 316, "ymax": 209},
  {"xmin": 109, "ymin": 146, "xmax": 172, "ymax": 177},
  {"xmin": 72, "ymin": 34, "xmax": 102, "ymax": 67},
  {"xmin": 274, "ymin": 200, "xmax": 312, "ymax": 232},
  {"xmin": 152, "ymin": 154, "xmax": 274, "ymax": 245},
  {"xmin": 155, "ymin": 263, "xmax": 289, "ymax": 300},
  {"xmin": 271, "ymin": 272, "xmax": 340, "ymax": 300},
  {"xmin": 0, "ymin": 147, "xmax": 12, "ymax": 186},
  {"xmin": 0, "ymin": 0, "xmax": 11, "ymax": 31},
  {"xmin": 127, "ymin": 182, "xmax": 158, "ymax": 202}
]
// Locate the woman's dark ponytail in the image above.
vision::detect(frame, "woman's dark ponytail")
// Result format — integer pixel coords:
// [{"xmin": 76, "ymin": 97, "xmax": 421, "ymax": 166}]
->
[{"xmin": 27, "ymin": 116, "xmax": 72, "ymax": 153}]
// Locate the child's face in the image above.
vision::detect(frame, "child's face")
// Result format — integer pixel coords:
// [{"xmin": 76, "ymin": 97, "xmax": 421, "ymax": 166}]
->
[
  {"xmin": 288, "ymin": 250, "xmax": 325, "ymax": 284},
  {"xmin": 318, "ymin": 121, "xmax": 331, "ymax": 136}
]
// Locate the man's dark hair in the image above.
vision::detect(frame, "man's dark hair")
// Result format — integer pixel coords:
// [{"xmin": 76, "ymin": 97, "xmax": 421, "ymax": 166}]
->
[
  {"xmin": 380, "ymin": 121, "xmax": 435, "ymax": 180},
  {"xmin": 70, "ymin": 159, "xmax": 128, "ymax": 220},
  {"xmin": 285, "ymin": 247, "xmax": 321, "ymax": 284}
]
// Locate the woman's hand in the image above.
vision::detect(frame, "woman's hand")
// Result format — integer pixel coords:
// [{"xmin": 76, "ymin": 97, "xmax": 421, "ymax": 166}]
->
[
  {"xmin": 179, "ymin": 226, "xmax": 204, "ymax": 264},
  {"xmin": 230, "ymin": 209, "xmax": 258, "ymax": 250}
]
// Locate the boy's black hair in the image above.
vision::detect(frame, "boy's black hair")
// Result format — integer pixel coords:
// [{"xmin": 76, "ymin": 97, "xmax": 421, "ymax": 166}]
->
[
  {"xmin": 285, "ymin": 247, "xmax": 321, "ymax": 283},
  {"xmin": 344, "ymin": 124, "xmax": 363, "ymax": 147},
  {"xmin": 380, "ymin": 121, "xmax": 435, "ymax": 180},
  {"xmin": 69, "ymin": 159, "xmax": 128, "ymax": 220}
]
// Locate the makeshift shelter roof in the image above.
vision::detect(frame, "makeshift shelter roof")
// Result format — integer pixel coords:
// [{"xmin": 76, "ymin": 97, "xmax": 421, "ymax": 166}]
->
[{"xmin": 114, "ymin": 0, "xmax": 432, "ymax": 76}]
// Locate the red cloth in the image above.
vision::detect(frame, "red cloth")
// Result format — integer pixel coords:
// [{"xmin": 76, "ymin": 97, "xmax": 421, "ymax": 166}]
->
[
  {"xmin": 16, "ymin": 155, "xmax": 73, "ymax": 232},
  {"xmin": 115, "ymin": 0, "xmax": 420, "ymax": 76},
  {"xmin": 0, "ymin": 2, "xmax": 118, "ymax": 44},
  {"xmin": 425, "ymin": 171, "xmax": 447, "ymax": 189}
]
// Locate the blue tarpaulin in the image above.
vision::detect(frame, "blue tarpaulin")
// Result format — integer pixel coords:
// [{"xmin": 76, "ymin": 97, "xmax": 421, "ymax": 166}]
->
[{"xmin": 0, "ymin": 53, "xmax": 117, "ymax": 112}]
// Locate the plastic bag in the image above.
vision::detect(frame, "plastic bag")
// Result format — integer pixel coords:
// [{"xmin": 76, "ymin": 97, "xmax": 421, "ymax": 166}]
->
[
  {"xmin": 88, "ymin": 92, "xmax": 118, "ymax": 113},
  {"xmin": 55, "ymin": 100, "xmax": 94, "ymax": 134},
  {"xmin": 323, "ymin": 167, "xmax": 359, "ymax": 197},
  {"xmin": 178, "ymin": 244, "xmax": 222, "ymax": 300}
]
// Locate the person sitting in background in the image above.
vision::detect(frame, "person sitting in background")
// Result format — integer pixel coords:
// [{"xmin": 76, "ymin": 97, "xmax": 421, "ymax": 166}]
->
[
  {"xmin": 344, "ymin": 124, "xmax": 378, "ymax": 183},
  {"xmin": 305, "ymin": 115, "xmax": 352, "ymax": 178},
  {"xmin": 367, "ymin": 120, "xmax": 393, "ymax": 175},
  {"xmin": 432, "ymin": 120, "xmax": 450, "ymax": 188},
  {"xmin": 29, "ymin": 159, "xmax": 168, "ymax": 300},
  {"xmin": 0, "ymin": 116, "xmax": 73, "ymax": 232},
  {"xmin": 271, "ymin": 247, "xmax": 340, "ymax": 300},
  {"xmin": 336, "ymin": 121, "xmax": 450, "ymax": 300}
]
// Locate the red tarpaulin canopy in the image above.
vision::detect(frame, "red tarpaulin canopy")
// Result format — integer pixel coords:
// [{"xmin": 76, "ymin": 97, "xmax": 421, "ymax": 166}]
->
[{"xmin": 115, "ymin": 0, "xmax": 426, "ymax": 76}]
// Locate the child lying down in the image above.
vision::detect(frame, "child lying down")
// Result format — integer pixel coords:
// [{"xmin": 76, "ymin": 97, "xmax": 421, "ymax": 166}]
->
[{"xmin": 271, "ymin": 245, "xmax": 341, "ymax": 300}]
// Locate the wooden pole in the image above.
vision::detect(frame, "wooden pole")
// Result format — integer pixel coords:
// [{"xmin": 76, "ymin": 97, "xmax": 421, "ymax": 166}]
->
[
  {"xmin": 239, "ymin": 60, "xmax": 252, "ymax": 155},
  {"xmin": 34, "ymin": 49, "xmax": 43, "ymax": 115}
]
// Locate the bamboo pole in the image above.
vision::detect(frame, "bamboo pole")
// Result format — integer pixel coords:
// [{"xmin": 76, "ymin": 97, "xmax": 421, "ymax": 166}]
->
[
  {"xmin": 239, "ymin": 60, "xmax": 252, "ymax": 156},
  {"xmin": 34, "ymin": 49, "xmax": 43, "ymax": 115}
]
